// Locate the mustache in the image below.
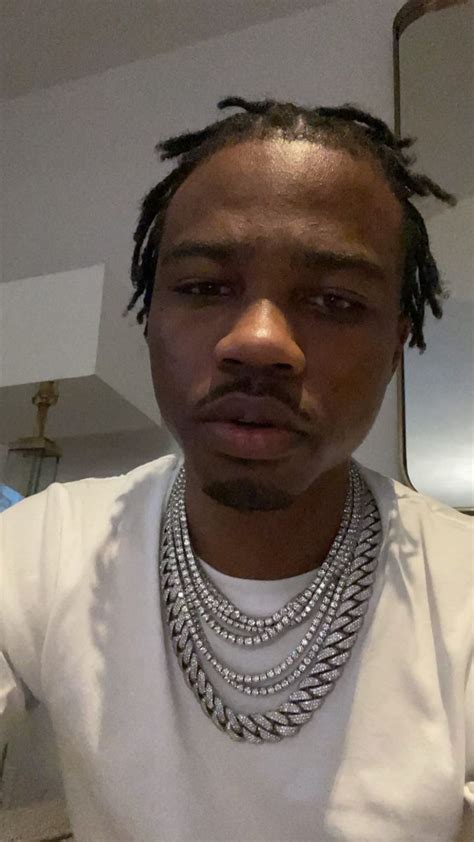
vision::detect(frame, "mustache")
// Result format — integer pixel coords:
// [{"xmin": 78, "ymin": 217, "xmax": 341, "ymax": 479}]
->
[{"xmin": 194, "ymin": 376, "xmax": 312, "ymax": 425}]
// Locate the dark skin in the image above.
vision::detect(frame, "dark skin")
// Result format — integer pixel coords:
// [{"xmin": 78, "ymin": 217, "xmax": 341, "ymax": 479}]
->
[{"xmin": 147, "ymin": 139, "xmax": 411, "ymax": 580}]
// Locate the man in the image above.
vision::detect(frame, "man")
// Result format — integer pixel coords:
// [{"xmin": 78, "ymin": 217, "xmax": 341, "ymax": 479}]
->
[{"xmin": 1, "ymin": 98, "xmax": 472, "ymax": 841}]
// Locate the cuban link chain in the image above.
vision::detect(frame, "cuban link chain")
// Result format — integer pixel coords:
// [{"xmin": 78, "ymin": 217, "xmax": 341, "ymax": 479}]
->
[{"xmin": 159, "ymin": 461, "xmax": 382, "ymax": 743}]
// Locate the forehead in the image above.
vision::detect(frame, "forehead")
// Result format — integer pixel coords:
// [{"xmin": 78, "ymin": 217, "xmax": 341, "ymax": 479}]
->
[{"xmin": 159, "ymin": 139, "xmax": 403, "ymax": 271}]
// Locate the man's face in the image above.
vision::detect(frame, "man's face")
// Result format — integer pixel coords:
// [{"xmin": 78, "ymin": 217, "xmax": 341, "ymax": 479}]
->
[{"xmin": 147, "ymin": 139, "xmax": 410, "ymax": 509}]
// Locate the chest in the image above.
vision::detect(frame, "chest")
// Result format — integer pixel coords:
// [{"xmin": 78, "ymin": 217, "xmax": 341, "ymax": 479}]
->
[{"xmin": 42, "ymin": 588, "xmax": 464, "ymax": 842}]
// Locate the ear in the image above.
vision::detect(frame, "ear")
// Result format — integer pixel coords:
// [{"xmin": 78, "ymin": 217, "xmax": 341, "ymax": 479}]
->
[{"xmin": 391, "ymin": 315, "xmax": 411, "ymax": 375}]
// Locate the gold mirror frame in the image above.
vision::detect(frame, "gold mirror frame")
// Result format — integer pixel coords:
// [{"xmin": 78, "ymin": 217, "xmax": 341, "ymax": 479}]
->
[{"xmin": 393, "ymin": 0, "xmax": 473, "ymax": 515}]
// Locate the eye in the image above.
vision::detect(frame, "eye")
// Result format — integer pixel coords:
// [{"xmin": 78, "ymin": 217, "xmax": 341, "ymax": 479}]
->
[
  {"xmin": 309, "ymin": 294, "xmax": 362, "ymax": 315},
  {"xmin": 173, "ymin": 281, "xmax": 232, "ymax": 297}
]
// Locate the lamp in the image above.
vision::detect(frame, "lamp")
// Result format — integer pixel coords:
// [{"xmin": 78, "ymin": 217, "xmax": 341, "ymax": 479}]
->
[{"xmin": 5, "ymin": 381, "xmax": 62, "ymax": 497}]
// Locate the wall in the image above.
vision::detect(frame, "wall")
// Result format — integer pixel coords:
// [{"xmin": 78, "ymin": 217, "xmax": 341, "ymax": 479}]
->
[
  {"xmin": 1, "ymin": 0, "xmax": 406, "ymax": 482},
  {"xmin": 0, "ymin": 266, "xmax": 104, "ymax": 388},
  {"xmin": 0, "ymin": 445, "xmax": 7, "ymax": 480}
]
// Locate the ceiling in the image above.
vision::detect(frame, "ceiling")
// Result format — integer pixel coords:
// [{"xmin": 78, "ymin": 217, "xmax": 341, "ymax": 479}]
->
[{"xmin": 0, "ymin": 0, "xmax": 329, "ymax": 100}]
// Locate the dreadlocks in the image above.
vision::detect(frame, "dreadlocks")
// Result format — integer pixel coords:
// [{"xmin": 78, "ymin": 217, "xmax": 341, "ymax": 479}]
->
[{"xmin": 126, "ymin": 97, "xmax": 456, "ymax": 352}]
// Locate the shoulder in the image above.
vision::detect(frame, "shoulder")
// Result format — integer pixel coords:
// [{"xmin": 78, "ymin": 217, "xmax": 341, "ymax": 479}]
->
[
  {"xmin": 358, "ymin": 460, "xmax": 472, "ymax": 535},
  {"xmin": 1, "ymin": 452, "xmax": 182, "ymax": 527},
  {"xmin": 0, "ymin": 453, "xmax": 183, "ymax": 679},
  {"xmin": 0, "ymin": 452, "xmax": 183, "ymax": 590},
  {"xmin": 357, "ymin": 460, "xmax": 473, "ymax": 598},
  {"xmin": 58, "ymin": 451, "xmax": 181, "ymax": 504},
  {"xmin": 357, "ymin": 462, "xmax": 473, "ymax": 671},
  {"xmin": 60, "ymin": 452, "xmax": 183, "ymax": 535}
]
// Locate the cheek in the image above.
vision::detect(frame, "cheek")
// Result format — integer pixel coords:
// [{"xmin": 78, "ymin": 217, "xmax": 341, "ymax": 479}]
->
[
  {"xmin": 302, "ymin": 337, "xmax": 394, "ymax": 460},
  {"xmin": 305, "ymin": 328, "xmax": 394, "ymax": 410},
  {"xmin": 148, "ymin": 320, "xmax": 179, "ymax": 399},
  {"xmin": 148, "ymin": 318, "xmax": 212, "ymax": 416}
]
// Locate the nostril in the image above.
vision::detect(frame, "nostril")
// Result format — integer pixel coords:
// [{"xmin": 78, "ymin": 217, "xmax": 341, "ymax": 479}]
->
[{"xmin": 274, "ymin": 363, "xmax": 292, "ymax": 370}]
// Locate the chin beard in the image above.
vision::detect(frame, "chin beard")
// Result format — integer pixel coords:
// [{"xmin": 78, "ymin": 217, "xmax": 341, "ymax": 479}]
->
[{"xmin": 202, "ymin": 478, "xmax": 295, "ymax": 512}]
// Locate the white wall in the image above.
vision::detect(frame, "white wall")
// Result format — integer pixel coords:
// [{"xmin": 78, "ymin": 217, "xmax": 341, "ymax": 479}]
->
[
  {"xmin": 1, "ymin": 0, "xmax": 405, "ymax": 482},
  {"xmin": 0, "ymin": 445, "xmax": 7, "ymax": 480},
  {"xmin": 0, "ymin": 265, "xmax": 104, "ymax": 387}
]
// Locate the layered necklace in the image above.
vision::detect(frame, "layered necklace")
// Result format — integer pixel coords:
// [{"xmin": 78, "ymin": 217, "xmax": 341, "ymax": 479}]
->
[{"xmin": 159, "ymin": 461, "xmax": 382, "ymax": 743}]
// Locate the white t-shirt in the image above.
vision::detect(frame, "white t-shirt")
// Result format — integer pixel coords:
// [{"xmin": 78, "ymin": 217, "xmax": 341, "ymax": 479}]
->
[{"xmin": 0, "ymin": 454, "xmax": 473, "ymax": 842}]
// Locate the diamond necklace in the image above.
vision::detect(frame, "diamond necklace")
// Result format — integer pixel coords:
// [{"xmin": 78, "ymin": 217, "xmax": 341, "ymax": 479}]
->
[
  {"xmin": 159, "ymin": 461, "xmax": 382, "ymax": 743},
  {"xmin": 168, "ymin": 465, "xmax": 359, "ymax": 694}
]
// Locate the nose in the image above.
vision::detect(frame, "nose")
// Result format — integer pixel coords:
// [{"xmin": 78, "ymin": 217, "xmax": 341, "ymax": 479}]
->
[{"xmin": 214, "ymin": 299, "xmax": 305, "ymax": 375}]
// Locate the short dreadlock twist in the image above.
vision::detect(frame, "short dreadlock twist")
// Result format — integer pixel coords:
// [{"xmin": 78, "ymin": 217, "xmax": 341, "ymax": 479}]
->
[{"xmin": 126, "ymin": 97, "xmax": 456, "ymax": 352}]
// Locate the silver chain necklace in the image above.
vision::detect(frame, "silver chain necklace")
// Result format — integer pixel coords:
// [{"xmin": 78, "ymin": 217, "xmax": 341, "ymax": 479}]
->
[{"xmin": 159, "ymin": 461, "xmax": 382, "ymax": 743}]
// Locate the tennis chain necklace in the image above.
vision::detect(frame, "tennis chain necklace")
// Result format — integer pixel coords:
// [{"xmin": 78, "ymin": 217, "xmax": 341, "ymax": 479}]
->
[{"xmin": 159, "ymin": 461, "xmax": 382, "ymax": 743}]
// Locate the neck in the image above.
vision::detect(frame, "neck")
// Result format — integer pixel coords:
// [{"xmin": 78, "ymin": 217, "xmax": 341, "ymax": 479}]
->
[{"xmin": 183, "ymin": 460, "xmax": 352, "ymax": 580}]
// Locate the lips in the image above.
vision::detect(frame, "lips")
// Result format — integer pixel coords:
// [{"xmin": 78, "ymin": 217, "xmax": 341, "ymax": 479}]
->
[
  {"xmin": 195, "ymin": 395, "xmax": 309, "ymax": 460},
  {"xmin": 203, "ymin": 422, "xmax": 301, "ymax": 460},
  {"xmin": 195, "ymin": 395, "xmax": 306, "ymax": 433}
]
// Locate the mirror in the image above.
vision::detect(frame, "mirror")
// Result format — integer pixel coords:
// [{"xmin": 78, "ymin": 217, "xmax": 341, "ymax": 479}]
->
[{"xmin": 394, "ymin": 0, "xmax": 474, "ymax": 514}]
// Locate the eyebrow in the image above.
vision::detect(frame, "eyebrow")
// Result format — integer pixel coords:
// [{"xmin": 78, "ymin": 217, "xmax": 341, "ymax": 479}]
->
[{"xmin": 159, "ymin": 239, "xmax": 386, "ymax": 283}]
